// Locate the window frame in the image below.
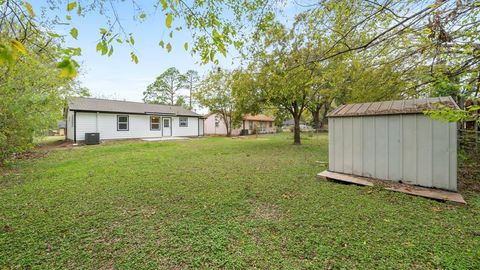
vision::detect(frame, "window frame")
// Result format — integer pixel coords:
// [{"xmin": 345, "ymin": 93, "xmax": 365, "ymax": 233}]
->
[
  {"xmin": 163, "ymin": 118, "xmax": 170, "ymax": 128},
  {"xmin": 179, "ymin": 117, "xmax": 188, "ymax": 127},
  {"xmin": 117, "ymin": 115, "xmax": 129, "ymax": 131},
  {"xmin": 150, "ymin": 115, "xmax": 161, "ymax": 131}
]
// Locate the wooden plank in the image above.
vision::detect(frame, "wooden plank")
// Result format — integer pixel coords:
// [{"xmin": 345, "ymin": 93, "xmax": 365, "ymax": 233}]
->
[
  {"xmin": 385, "ymin": 186, "xmax": 466, "ymax": 204},
  {"xmin": 317, "ymin": 171, "xmax": 466, "ymax": 204},
  {"xmin": 317, "ymin": 170, "xmax": 374, "ymax": 186}
]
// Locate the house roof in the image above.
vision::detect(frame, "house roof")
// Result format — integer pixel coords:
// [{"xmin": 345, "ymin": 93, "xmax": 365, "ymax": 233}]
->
[
  {"xmin": 57, "ymin": 121, "xmax": 66, "ymax": 129},
  {"xmin": 204, "ymin": 112, "xmax": 275, "ymax": 122},
  {"xmin": 243, "ymin": 114, "xmax": 274, "ymax": 122},
  {"xmin": 327, "ymin": 96, "xmax": 459, "ymax": 118},
  {"xmin": 69, "ymin": 97, "xmax": 203, "ymax": 117}
]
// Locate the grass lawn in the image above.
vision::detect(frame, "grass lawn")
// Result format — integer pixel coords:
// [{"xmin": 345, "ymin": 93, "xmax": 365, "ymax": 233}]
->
[{"xmin": 1, "ymin": 133, "xmax": 479, "ymax": 269}]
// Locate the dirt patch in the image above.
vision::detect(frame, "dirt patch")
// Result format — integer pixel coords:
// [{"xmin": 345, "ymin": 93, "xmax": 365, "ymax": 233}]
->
[
  {"xmin": 252, "ymin": 202, "xmax": 282, "ymax": 221},
  {"xmin": 37, "ymin": 139, "xmax": 75, "ymax": 151}
]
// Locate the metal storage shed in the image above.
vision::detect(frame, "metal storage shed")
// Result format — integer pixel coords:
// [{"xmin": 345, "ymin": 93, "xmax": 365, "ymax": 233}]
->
[{"xmin": 326, "ymin": 96, "xmax": 459, "ymax": 191}]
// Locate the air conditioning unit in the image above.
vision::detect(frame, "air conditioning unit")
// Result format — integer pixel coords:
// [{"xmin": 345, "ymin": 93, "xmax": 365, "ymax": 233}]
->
[{"xmin": 85, "ymin": 133, "xmax": 100, "ymax": 145}]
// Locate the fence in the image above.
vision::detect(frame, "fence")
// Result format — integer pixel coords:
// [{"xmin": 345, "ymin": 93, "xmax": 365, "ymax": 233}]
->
[{"xmin": 458, "ymin": 129, "xmax": 480, "ymax": 153}]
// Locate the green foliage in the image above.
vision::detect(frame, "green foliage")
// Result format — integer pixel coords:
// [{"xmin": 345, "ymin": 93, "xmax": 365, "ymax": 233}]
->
[
  {"xmin": 0, "ymin": 52, "xmax": 73, "ymax": 163},
  {"xmin": 425, "ymin": 104, "xmax": 480, "ymax": 123},
  {"xmin": 195, "ymin": 69, "xmax": 242, "ymax": 136},
  {"xmin": 24, "ymin": 2, "xmax": 35, "ymax": 17},
  {"xmin": 143, "ymin": 67, "xmax": 186, "ymax": 105},
  {"xmin": 0, "ymin": 3, "xmax": 81, "ymax": 78},
  {"xmin": 0, "ymin": 4, "xmax": 78, "ymax": 163},
  {"xmin": 174, "ymin": 95, "xmax": 187, "ymax": 107},
  {"xmin": 70, "ymin": 28, "xmax": 78, "ymax": 39},
  {"xmin": 184, "ymin": 69, "xmax": 200, "ymax": 110},
  {"xmin": 66, "ymin": 1, "xmax": 77, "ymax": 12},
  {"xmin": 24, "ymin": 0, "xmax": 276, "ymax": 64}
]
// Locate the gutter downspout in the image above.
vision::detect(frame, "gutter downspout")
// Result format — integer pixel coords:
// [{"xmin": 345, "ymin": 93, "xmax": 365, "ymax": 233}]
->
[{"xmin": 73, "ymin": 111, "xmax": 77, "ymax": 143}]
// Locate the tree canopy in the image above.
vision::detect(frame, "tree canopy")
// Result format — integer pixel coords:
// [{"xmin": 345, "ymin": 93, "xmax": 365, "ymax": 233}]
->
[{"xmin": 143, "ymin": 67, "xmax": 186, "ymax": 105}]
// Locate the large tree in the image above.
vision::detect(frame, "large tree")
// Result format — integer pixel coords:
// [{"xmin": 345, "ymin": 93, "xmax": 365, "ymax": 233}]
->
[
  {"xmin": 195, "ymin": 69, "xmax": 240, "ymax": 137},
  {"xmin": 0, "ymin": 16, "xmax": 75, "ymax": 162},
  {"xmin": 143, "ymin": 67, "xmax": 186, "ymax": 105},
  {"xmin": 247, "ymin": 21, "xmax": 323, "ymax": 145},
  {"xmin": 184, "ymin": 69, "xmax": 200, "ymax": 110}
]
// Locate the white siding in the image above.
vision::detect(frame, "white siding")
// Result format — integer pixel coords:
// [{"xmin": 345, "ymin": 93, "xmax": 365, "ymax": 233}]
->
[
  {"xmin": 171, "ymin": 117, "xmax": 199, "ymax": 137},
  {"xmin": 328, "ymin": 114, "xmax": 457, "ymax": 191},
  {"xmin": 71, "ymin": 112, "xmax": 201, "ymax": 141},
  {"xmin": 198, "ymin": 119, "xmax": 204, "ymax": 136}
]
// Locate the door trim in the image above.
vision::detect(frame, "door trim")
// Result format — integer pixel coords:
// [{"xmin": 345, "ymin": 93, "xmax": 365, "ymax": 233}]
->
[{"xmin": 162, "ymin": 117, "xmax": 172, "ymax": 137}]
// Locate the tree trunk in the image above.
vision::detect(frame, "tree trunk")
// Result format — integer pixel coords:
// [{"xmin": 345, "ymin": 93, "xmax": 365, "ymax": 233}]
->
[
  {"xmin": 223, "ymin": 115, "xmax": 231, "ymax": 137},
  {"xmin": 189, "ymin": 81, "xmax": 193, "ymax": 109},
  {"xmin": 226, "ymin": 120, "xmax": 231, "ymax": 137},
  {"xmin": 293, "ymin": 114, "xmax": 301, "ymax": 145},
  {"xmin": 312, "ymin": 107, "xmax": 321, "ymax": 132},
  {"xmin": 319, "ymin": 101, "xmax": 331, "ymax": 129}
]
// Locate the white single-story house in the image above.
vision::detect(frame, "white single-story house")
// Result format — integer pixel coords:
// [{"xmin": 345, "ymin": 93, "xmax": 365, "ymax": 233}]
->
[
  {"xmin": 204, "ymin": 113, "xmax": 276, "ymax": 136},
  {"xmin": 66, "ymin": 97, "xmax": 205, "ymax": 142}
]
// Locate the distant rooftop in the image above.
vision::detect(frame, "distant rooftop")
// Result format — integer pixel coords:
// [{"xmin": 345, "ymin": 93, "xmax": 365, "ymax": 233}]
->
[
  {"xmin": 327, "ymin": 96, "xmax": 459, "ymax": 117},
  {"xmin": 243, "ymin": 114, "xmax": 274, "ymax": 122},
  {"xmin": 68, "ymin": 97, "xmax": 203, "ymax": 117}
]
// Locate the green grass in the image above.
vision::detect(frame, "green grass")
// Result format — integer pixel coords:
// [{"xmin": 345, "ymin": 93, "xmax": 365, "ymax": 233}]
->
[{"xmin": 1, "ymin": 134, "xmax": 479, "ymax": 269}]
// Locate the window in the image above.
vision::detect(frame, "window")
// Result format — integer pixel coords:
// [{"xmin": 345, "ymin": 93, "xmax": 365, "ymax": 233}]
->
[
  {"xmin": 163, "ymin": 118, "xmax": 170, "ymax": 128},
  {"xmin": 117, "ymin": 115, "xmax": 129, "ymax": 131},
  {"xmin": 269, "ymin": 122, "xmax": 273, "ymax": 128},
  {"xmin": 249, "ymin": 121, "xmax": 253, "ymax": 130},
  {"xmin": 150, "ymin": 116, "xmax": 160, "ymax": 130},
  {"xmin": 215, "ymin": 120, "xmax": 219, "ymax": 127},
  {"xmin": 179, "ymin": 117, "xmax": 188, "ymax": 127}
]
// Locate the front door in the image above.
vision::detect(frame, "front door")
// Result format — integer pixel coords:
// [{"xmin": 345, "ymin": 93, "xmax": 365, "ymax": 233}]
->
[{"xmin": 162, "ymin": 117, "xmax": 172, "ymax": 136}]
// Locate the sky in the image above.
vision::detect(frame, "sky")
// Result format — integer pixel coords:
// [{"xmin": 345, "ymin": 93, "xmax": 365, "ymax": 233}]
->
[{"xmin": 30, "ymin": 0, "xmax": 303, "ymax": 104}]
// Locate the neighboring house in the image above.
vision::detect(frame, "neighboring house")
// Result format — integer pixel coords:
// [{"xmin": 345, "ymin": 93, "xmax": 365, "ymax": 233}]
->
[
  {"xmin": 58, "ymin": 121, "xmax": 66, "ymax": 136},
  {"xmin": 204, "ymin": 113, "xmax": 276, "ymax": 136},
  {"xmin": 281, "ymin": 119, "xmax": 312, "ymax": 131},
  {"xmin": 66, "ymin": 97, "xmax": 205, "ymax": 142}
]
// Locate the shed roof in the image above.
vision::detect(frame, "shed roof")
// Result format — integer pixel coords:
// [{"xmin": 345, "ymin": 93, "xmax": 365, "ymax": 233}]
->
[
  {"xmin": 327, "ymin": 96, "xmax": 459, "ymax": 117},
  {"xmin": 69, "ymin": 97, "xmax": 203, "ymax": 117}
]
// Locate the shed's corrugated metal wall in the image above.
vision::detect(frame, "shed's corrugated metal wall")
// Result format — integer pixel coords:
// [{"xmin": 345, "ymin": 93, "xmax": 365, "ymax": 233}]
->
[{"xmin": 328, "ymin": 114, "xmax": 457, "ymax": 191}]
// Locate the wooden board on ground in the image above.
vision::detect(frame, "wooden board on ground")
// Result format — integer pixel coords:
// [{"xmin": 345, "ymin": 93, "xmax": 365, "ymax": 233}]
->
[
  {"xmin": 385, "ymin": 186, "xmax": 466, "ymax": 204},
  {"xmin": 317, "ymin": 170, "xmax": 374, "ymax": 186},
  {"xmin": 317, "ymin": 170, "xmax": 466, "ymax": 204}
]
